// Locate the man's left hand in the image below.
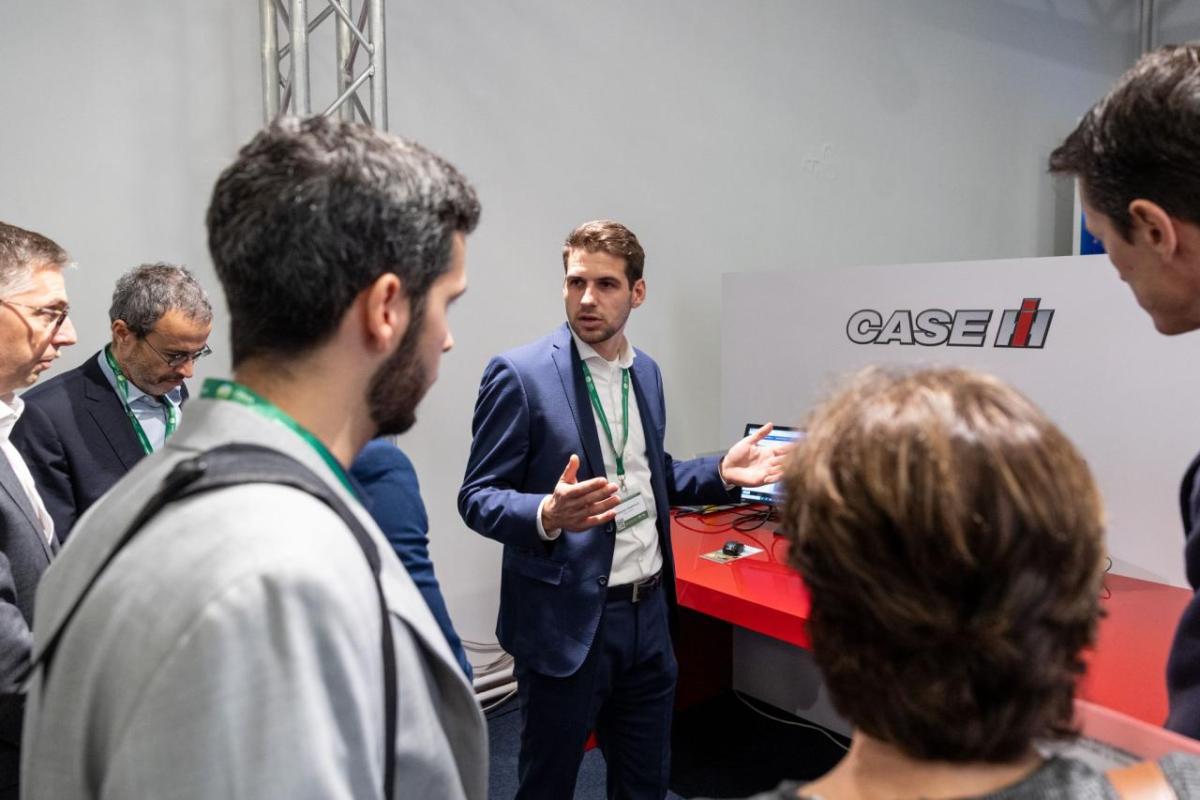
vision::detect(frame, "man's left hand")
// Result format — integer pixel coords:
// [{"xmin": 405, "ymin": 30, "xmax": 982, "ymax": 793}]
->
[{"xmin": 719, "ymin": 422, "xmax": 793, "ymax": 487}]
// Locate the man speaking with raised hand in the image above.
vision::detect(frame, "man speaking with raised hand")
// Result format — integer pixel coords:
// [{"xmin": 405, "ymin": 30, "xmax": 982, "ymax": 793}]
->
[{"xmin": 460, "ymin": 219, "xmax": 786, "ymax": 799}]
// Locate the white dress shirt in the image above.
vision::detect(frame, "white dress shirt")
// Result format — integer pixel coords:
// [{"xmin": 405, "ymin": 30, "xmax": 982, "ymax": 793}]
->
[
  {"xmin": 97, "ymin": 350, "xmax": 184, "ymax": 452},
  {"xmin": 0, "ymin": 393, "xmax": 55, "ymax": 543},
  {"xmin": 537, "ymin": 332, "xmax": 662, "ymax": 586}
]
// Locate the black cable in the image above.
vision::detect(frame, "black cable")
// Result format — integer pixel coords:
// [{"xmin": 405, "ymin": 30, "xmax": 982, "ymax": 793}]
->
[
  {"xmin": 731, "ymin": 506, "xmax": 772, "ymax": 531},
  {"xmin": 672, "ymin": 503, "xmax": 779, "ymax": 533}
]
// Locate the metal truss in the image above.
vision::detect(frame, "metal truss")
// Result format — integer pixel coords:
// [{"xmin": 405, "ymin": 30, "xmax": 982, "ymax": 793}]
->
[{"xmin": 259, "ymin": 0, "xmax": 388, "ymax": 129}]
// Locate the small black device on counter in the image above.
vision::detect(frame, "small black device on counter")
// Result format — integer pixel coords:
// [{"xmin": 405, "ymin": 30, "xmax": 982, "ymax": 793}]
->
[{"xmin": 722, "ymin": 540, "xmax": 746, "ymax": 557}]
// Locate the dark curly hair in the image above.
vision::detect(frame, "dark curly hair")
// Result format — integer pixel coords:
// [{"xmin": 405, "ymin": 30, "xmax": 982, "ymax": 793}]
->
[
  {"xmin": 1049, "ymin": 44, "xmax": 1200, "ymax": 240},
  {"xmin": 781, "ymin": 367, "xmax": 1106, "ymax": 763},
  {"xmin": 206, "ymin": 116, "xmax": 480, "ymax": 367}
]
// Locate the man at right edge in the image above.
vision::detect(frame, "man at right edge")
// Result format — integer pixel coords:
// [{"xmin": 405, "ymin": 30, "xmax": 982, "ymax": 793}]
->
[
  {"xmin": 1049, "ymin": 44, "xmax": 1200, "ymax": 738},
  {"xmin": 460, "ymin": 219, "xmax": 788, "ymax": 798}
]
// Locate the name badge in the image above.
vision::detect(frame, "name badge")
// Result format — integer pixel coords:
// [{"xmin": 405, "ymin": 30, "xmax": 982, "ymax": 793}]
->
[{"xmin": 614, "ymin": 492, "xmax": 650, "ymax": 533}]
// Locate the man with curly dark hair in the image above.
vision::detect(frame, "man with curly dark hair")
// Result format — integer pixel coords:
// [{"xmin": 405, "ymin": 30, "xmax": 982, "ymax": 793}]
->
[{"xmin": 21, "ymin": 118, "xmax": 486, "ymax": 800}]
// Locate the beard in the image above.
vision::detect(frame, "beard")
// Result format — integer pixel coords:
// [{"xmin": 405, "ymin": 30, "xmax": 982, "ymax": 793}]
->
[
  {"xmin": 571, "ymin": 319, "xmax": 621, "ymax": 346},
  {"xmin": 569, "ymin": 303, "xmax": 632, "ymax": 349},
  {"xmin": 367, "ymin": 299, "xmax": 430, "ymax": 436}
]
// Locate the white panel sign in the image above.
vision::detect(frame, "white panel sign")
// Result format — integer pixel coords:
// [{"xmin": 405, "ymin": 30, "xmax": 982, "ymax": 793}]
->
[{"xmin": 722, "ymin": 256, "xmax": 1200, "ymax": 586}]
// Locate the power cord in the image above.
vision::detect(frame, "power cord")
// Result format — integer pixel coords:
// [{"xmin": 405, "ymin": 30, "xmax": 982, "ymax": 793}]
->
[
  {"xmin": 729, "ymin": 506, "xmax": 776, "ymax": 532},
  {"xmin": 482, "ymin": 688, "xmax": 519, "ymax": 714},
  {"xmin": 673, "ymin": 503, "xmax": 778, "ymax": 533},
  {"xmin": 732, "ymin": 689, "xmax": 850, "ymax": 753},
  {"xmin": 462, "ymin": 639, "xmax": 514, "ymax": 678}
]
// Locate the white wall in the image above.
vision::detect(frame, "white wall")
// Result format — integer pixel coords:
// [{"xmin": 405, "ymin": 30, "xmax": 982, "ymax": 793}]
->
[
  {"xmin": 0, "ymin": 1, "xmax": 1147, "ymax": 644},
  {"xmin": 0, "ymin": 0, "xmax": 259, "ymax": 375},
  {"xmin": 1159, "ymin": 2, "xmax": 1200, "ymax": 46},
  {"xmin": 722, "ymin": 257, "xmax": 1200, "ymax": 587}
]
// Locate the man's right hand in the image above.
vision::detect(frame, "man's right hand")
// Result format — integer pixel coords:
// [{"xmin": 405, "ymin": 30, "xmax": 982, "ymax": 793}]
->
[{"xmin": 541, "ymin": 454, "xmax": 621, "ymax": 533}]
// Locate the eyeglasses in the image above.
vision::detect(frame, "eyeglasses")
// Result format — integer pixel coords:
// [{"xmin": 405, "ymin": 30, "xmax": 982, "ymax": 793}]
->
[
  {"xmin": 142, "ymin": 337, "xmax": 213, "ymax": 369},
  {"xmin": 1, "ymin": 299, "xmax": 70, "ymax": 331}
]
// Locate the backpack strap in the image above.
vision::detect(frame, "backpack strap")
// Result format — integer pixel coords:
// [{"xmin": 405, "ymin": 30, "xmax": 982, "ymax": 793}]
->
[
  {"xmin": 1106, "ymin": 760, "xmax": 1176, "ymax": 800},
  {"xmin": 32, "ymin": 443, "xmax": 398, "ymax": 800}
]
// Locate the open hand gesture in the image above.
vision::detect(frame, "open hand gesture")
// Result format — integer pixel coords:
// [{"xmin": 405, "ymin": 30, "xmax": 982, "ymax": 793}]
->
[
  {"xmin": 541, "ymin": 454, "xmax": 621, "ymax": 532},
  {"xmin": 719, "ymin": 422, "xmax": 793, "ymax": 488}
]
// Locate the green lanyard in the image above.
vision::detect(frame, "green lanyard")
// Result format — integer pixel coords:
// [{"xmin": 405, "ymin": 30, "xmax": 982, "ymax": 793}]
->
[
  {"xmin": 200, "ymin": 378, "xmax": 355, "ymax": 494},
  {"xmin": 105, "ymin": 345, "xmax": 178, "ymax": 455},
  {"xmin": 580, "ymin": 362, "xmax": 630, "ymax": 490}
]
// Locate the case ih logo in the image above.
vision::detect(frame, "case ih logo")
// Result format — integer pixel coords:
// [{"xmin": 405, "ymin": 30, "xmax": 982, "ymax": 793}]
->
[{"xmin": 846, "ymin": 298, "xmax": 1054, "ymax": 348}]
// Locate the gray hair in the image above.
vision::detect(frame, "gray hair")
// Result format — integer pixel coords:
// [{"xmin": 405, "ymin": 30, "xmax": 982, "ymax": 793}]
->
[
  {"xmin": 0, "ymin": 221, "xmax": 72, "ymax": 297},
  {"xmin": 109, "ymin": 263, "xmax": 213, "ymax": 336}
]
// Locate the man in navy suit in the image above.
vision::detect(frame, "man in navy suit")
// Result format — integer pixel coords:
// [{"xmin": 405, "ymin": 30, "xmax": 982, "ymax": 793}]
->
[
  {"xmin": 459, "ymin": 220, "xmax": 787, "ymax": 799},
  {"xmin": 12, "ymin": 263, "xmax": 211, "ymax": 540},
  {"xmin": 1048, "ymin": 45, "xmax": 1200, "ymax": 737},
  {"xmin": 0, "ymin": 221, "xmax": 78, "ymax": 799}
]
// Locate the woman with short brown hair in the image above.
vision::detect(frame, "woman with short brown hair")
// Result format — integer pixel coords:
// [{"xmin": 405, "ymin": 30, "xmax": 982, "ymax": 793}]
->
[{"xmin": 749, "ymin": 367, "xmax": 1200, "ymax": 798}]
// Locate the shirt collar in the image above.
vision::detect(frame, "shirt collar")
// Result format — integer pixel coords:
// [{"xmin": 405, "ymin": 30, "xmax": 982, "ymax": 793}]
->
[
  {"xmin": 0, "ymin": 393, "xmax": 23, "ymax": 442},
  {"xmin": 570, "ymin": 328, "xmax": 636, "ymax": 369},
  {"xmin": 96, "ymin": 349, "xmax": 183, "ymax": 407}
]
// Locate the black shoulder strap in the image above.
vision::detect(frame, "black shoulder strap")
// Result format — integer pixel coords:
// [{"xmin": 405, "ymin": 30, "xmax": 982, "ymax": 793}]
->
[{"xmin": 33, "ymin": 443, "xmax": 398, "ymax": 800}]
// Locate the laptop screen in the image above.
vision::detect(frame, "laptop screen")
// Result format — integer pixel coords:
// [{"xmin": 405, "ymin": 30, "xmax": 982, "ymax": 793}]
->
[{"xmin": 738, "ymin": 423, "xmax": 803, "ymax": 506}]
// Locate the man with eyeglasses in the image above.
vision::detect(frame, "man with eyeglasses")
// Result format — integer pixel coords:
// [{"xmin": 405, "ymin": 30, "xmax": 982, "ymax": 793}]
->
[
  {"xmin": 12, "ymin": 262, "xmax": 211, "ymax": 539},
  {"xmin": 0, "ymin": 221, "xmax": 77, "ymax": 800}
]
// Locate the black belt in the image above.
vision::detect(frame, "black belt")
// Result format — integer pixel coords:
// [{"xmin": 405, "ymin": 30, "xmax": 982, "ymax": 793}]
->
[{"xmin": 606, "ymin": 571, "xmax": 662, "ymax": 603}]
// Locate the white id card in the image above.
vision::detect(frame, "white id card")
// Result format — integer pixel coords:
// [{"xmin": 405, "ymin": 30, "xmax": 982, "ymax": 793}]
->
[{"xmin": 614, "ymin": 492, "xmax": 650, "ymax": 533}]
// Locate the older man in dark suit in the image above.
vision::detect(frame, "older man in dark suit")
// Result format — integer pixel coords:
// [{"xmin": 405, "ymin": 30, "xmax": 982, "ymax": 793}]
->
[
  {"xmin": 0, "ymin": 221, "xmax": 77, "ymax": 799},
  {"xmin": 12, "ymin": 263, "xmax": 211, "ymax": 540}
]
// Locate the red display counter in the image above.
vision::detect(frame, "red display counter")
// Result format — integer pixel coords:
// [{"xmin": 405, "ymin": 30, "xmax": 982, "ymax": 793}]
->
[{"xmin": 671, "ymin": 507, "xmax": 1193, "ymax": 726}]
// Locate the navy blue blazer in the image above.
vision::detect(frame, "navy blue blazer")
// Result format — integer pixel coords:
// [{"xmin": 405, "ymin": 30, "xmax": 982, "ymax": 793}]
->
[
  {"xmin": 11, "ymin": 352, "xmax": 187, "ymax": 541},
  {"xmin": 351, "ymin": 439, "xmax": 473, "ymax": 680},
  {"xmin": 458, "ymin": 324, "xmax": 735, "ymax": 677}
]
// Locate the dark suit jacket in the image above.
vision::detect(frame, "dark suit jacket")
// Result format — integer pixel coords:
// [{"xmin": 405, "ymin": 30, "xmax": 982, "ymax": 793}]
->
[
  {"xmin": 10, "ymin": 352, "xmax": 187, "ymax": 541},
  {"xmin": 351, "ymin": 439, "xmax": 473, "ymax": 679},
  {"xmin": 1167, "ymin": 453, "xmax": 1200, "ymax": 736},
  {"xmin": 458, "ymin": 324, "xmax": 735, "ymax": 677},
  {"xmin": 0, "ymin": 451, "xmax": 57, "ymax": 796}
]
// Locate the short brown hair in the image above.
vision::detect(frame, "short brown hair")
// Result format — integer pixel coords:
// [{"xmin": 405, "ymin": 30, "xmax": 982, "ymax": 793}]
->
[
  {"xmin": 781, "ymin": 367, "xmax": 1105, "ymax": 763},
  {"xmin": 562, "ymin": 219, "xmax": 645, "ymax": 285},
  {"xmin": 1049, "ymin": 44, "xmax": 1200, "ymax": 240},
  {"xmin": 0, "ymin": 221, "xmax": 71, "ymax": 297}
]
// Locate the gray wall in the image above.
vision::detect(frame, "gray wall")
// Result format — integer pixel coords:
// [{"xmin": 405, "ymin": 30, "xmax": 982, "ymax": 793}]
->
[
  {"xmin": 721, "ymin": 257, "xmax": 1200, "ymax": 586},
  {"xmin": 1, "ymin": 0, "xmax": 257, "ymax": 376},
  {"xmin": 0, "ymin": 1, "xmax": 1155, "ymax": 644}
]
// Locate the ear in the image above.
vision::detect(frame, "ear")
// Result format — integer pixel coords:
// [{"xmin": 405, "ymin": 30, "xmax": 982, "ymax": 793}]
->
[
  {"xmin": 111, "ymin": 319, "xmax": 132, "ymax": 343},
  {"xmin": 630, "ymin": 277, "xmax": 646, "ymax": 309},
  {"xmin": 1129, "ymin": 199, "xmax": 1179, "ymax": 258},
  {"xmin": 362, "ymin": 272, "xmax": 410, "ymax": 353}
]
